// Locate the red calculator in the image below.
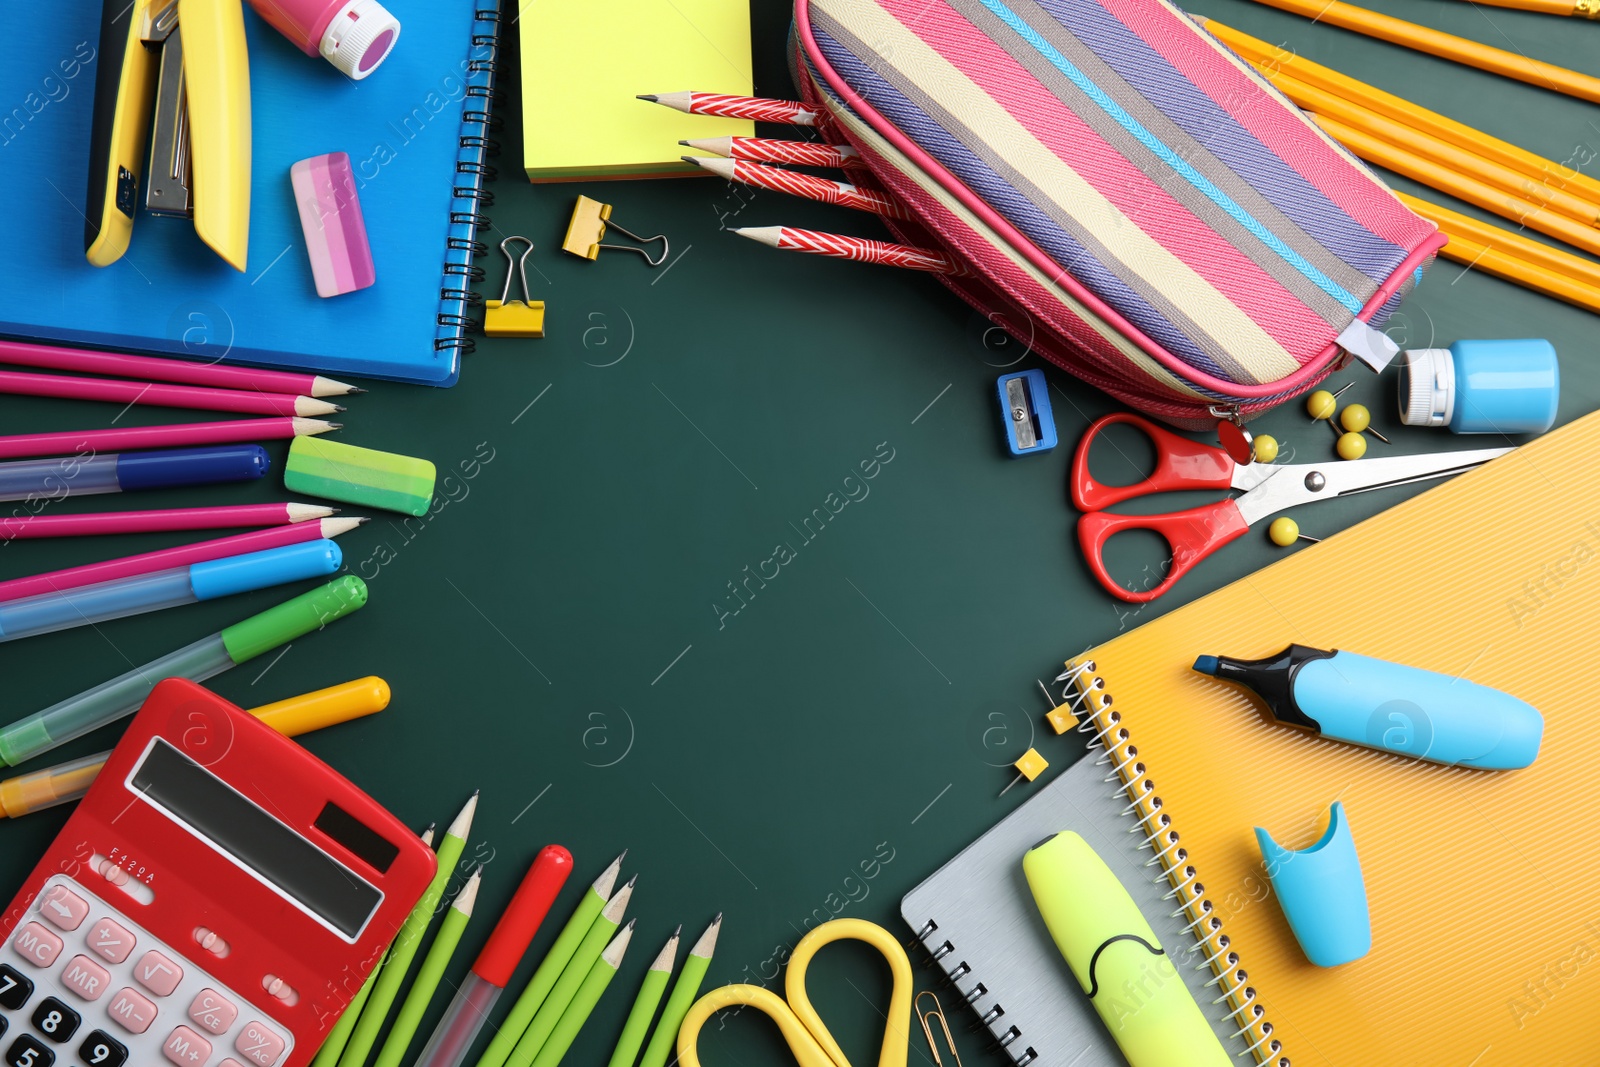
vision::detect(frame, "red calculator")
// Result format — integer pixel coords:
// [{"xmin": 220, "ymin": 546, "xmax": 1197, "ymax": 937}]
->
[{"xmin": 0, "ymin": 679, "xmax": 436, "ymax": 1067}]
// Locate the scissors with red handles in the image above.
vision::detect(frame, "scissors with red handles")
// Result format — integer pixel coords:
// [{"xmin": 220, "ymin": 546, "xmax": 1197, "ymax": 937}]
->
[{"xmin": 1072, "ymin": 413, "xmax": 1512, "ymax": 603}]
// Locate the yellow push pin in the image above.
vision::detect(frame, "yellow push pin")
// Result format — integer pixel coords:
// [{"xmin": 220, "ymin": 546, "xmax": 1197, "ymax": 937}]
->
[
  {"xmin": 1336, "ymin": 431, "xmax": 1368, "ymax": 460},
  {"xmin": 999, "ymin": 747, "xmax": 1048, "ymax": 796},
  {"xmin": 1305, "ymin": 382, "xmax": 1353, "ymax": 421},
  {"xmin": 1268, "ymin": 516, "xmax": 1322, "ymax": 546},
  {"xmin": 1338, "ymin": 403, "xmax": 1390, "ymax": 443},
  {"xmin": 1039, "ymin": 679, "xmax": 1079, "ymax": 735},
  {"xmin": 1251, "ymin": 433, "xmax": 1279, "ymax": 463},
  {"xmin": 483, "ymin": 236, "xmax": 545, "ymax": 338}
]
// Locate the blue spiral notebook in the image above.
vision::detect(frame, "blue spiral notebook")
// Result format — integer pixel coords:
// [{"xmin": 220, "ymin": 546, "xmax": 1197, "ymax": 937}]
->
[{"xmin": 0, "ymin": 0, "xmax": 500, "ymax": 385}]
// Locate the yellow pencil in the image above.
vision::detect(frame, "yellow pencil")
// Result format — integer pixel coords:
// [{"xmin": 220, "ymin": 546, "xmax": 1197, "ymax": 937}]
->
[
  {"xmin": 1397, "ymin": 192, "xmax": 1600, "ymax": 290},
  {"xmin": 1202, "ymin": 19, "xmax": 1600, "ymax": 203},
  {"xmin": 1244, "ymin": 0, "xmax": 1600, "ymax": 104},
  {"xmin": 1461, "ymin": 0, "xmax": 1594, "ymax": 16},
  {"xmin": 1434, "ymin": 229, "xmax": 1600, "ymax": 311},
  {"xmin": 1308, "ymin": 112, "xmax": 1600, "ymax": 257},
  {"xmin": 1268, "ymin": 71, "xmax": 1600, "ymax": 226}
]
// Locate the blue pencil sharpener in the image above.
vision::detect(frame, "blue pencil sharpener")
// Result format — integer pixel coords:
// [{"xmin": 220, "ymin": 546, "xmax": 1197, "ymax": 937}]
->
[{"xmin": 997, "ymin": 369, "xmax": 1058, "ymax": 456}]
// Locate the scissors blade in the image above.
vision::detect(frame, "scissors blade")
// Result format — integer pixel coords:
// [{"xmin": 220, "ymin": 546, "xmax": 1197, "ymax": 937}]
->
[{"xmin": 1235, "ymin": 446, "xmax": 1513, "ymax": 526}]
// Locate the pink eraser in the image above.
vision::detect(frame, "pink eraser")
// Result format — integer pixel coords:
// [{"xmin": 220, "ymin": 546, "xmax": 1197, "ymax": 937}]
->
[{"xmin": 290, "ymin": 151, "xmax": 376, "ymax": 297}]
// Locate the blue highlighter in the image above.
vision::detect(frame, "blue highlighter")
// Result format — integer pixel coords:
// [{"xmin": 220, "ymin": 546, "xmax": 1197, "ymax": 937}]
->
[{"xmin": 1193, "ymin": 645, "xmax": 1543, "ymax": 769}]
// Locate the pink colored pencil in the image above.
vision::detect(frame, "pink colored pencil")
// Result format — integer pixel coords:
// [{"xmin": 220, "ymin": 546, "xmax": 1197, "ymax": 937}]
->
[
  {"xmin": 0, "ymin": 417, "xmax": 338, "ymax": 461},
  {"xmin": 0, "ymin": 503, "xmax": 335, "ymax": 541},
  {"xmin": 638, "ymin": 91, "xmax": 819, "ymax": 125},
  {"xmin": 0, "ymin": 339, "xmax": 361, "ymax": 398},
  {"xmin": 680, "ymin": 136, "xmax": 858, "ymax": 167},
  {"xmin": 685, "ymin": 156, "xmax": 909, "ymax": 219},
  {"xmin": 732, "ymin": 225, "xmax": 968, "ymax": 275},
  {"xmin": 0, "ymin": 517, "xmax": 365, "ymax": 603},
  {"xmin": 0, "ymin": 370, "xmax": 342, "ymax": 417}
]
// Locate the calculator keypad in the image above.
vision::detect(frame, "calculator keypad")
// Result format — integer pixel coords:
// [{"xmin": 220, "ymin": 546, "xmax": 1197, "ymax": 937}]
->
[{"xmin": 4, "ymin": 877, "xmax": 292, "ymax": 1067}]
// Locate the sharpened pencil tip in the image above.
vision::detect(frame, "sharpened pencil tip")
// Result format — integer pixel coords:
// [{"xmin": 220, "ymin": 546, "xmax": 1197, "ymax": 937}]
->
[
  {"xmin": 624, "ymin": 874, "xmax": 638, "ymax": 888},
  {"xmin": 637, "ymin": 94, "xmax": 658, "ymax": 101},
  {"xmin": 678, "ymin": 139, "xmax": 690, "ymax": 146},
  {"xmin": 422, "ymin": 822, "xmax": 436, "ymax": 836},
  {"xmin": 674, "ymin": 924, "xmax": 683, "ymax": 935},
  {"xmin": 348, "ymin": 387, "xmax": 367, "ymax": 394},
  {"xmin": 332, "ymin": 404, "xmax": 347, "ymax": 412}
]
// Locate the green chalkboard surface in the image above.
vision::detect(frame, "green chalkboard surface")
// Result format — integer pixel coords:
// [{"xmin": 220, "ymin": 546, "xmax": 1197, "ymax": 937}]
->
[{"xmin": 2, "ymin": 1, "xmax": 1597, "ymax": 1064}]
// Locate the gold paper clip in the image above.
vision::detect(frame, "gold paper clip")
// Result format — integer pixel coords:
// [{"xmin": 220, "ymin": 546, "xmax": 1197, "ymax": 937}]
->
[
  {"xmin": 484, "ymin": 236, "xmax": 545, "ymax": 338},
  {"xmin": 916, "ymin": 991, "xmax": 964, "ymax": 1067},
  {"xmin": 561, "ymin": 196, "xmax": 669, "ymax": 266}
]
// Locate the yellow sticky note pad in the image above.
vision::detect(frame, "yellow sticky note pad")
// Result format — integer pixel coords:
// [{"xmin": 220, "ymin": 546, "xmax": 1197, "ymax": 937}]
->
[{"xmin": 520, "ymin": 0, "xmax": 754, "ymax": 181}]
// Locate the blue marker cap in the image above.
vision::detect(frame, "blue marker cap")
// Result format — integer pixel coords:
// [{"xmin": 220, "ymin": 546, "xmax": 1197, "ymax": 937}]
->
[
  {"xmin": 115, "ymin": 445, "xmax": 272, "ymax": 492},
  {"xmin": 189, "ymin": 540, "xmax": 343, "ymax": 601}
]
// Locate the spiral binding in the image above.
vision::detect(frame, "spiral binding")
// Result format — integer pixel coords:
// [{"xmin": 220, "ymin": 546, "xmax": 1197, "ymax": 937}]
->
[
  {"xmin": 1060, "ymin": 659, "xmax": 1289, "ymax": 1067},
  {"xmin": 437, "ymin": 5, "xmax": 506, "ymax": 357}
]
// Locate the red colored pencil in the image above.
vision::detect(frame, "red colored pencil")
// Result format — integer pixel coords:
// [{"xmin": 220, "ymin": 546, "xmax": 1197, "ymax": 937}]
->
[
  {"xmin": 0, "ymin": 503, "xmax": 334, "ymax": 541},
  {"xmin": 0, "ymin": 339, "xmax": 361, "ymax": 397},
  {"xmin": 638, "ymin": 91, "xmax": 819, "ymax": 125},
  {"xmin": 680, "ymin": 136, "xmax": 858, "ymax": 167},
  {"xmin": 0, "ymin": 417, "xmax": 337, "ymax": 461},
  {"xmin": 732, "ymin": 225, "xmax": 968, "ymax": 275},
  {"xmin": 0, "ymin": 518, "xmax": 365, "ymax": 604},
  {"xmin": 684, "ymin": 156, "xmax": 909, "ymax": 219},
  {"xmin": 0, "ymin": 370, "xmax": 341, "ymax": 417}
]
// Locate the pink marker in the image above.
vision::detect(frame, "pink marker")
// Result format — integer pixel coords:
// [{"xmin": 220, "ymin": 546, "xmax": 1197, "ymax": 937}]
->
[
  {"xmin": 291, "ymin": 153, "xmax": 376, "ymax": 298},
  {"xmin": 247, "ymin": 0, "xmax": 400, "ymax": 80}
]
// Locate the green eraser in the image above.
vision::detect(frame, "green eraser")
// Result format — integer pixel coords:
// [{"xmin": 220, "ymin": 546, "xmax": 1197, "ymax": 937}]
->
[{"xmin": 285, "ymin": 437, "xmax": 436, "ymax": 516}]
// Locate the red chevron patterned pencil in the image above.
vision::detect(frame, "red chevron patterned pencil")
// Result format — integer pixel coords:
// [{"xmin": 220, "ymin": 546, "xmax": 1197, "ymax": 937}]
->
[
  {"xmin": 732, "ymin": 226, "xmax": 967, "ymax": 275},
  {"xmin": 638, "ymin": 92, "xmax": 820, "ymax": 125},
  {"xmin": 680, "ymin": 136, "xmax": 859, "ymax": 167},
  {"xmin": 685, "ymin": 156, "xmax": 909, "ymax": 219}
]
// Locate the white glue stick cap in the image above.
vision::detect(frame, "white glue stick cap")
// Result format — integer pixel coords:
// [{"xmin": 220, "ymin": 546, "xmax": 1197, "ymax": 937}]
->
[{"xmin": 320, "ymin": 0, "xmax": 401, "ymax": 80}]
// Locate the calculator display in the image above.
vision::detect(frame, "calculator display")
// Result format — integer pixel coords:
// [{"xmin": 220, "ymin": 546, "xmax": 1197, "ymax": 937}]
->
[{"xmin": 128, "ymin": 740, "xmax": 381, "ymax": 939}]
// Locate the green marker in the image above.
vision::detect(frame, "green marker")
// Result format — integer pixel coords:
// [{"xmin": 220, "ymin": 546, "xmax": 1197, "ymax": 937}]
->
[
  {"xmin": 373, "ymin": 866, "xmax": 483, "ymax": 1067},
  {"xmin": 529, "ymin": 922, "xmax": 634, "ymax": 1067},
  {"xmin": 604, "ymin": 926, "xmax": 679, "ymax": 1067},
  {"xmin": 339, "ymin": 792, "xmax": 480, "ymax": 1067},
  {"xmin": 506, "ymin": 877, "xmax": 635, "ymax": 1067},
  {"xmin": 476, "ymin": 853, "xmax": 626, "ymax": 1067},
  {"xmin": 313, "ymin": 826, "xmax": 435, "ymax": 1067},
  {"xmin": 0, "ymin": 575, "xmax": 369, "ymax": 768},
  {"xmin": 1023, "ymin": 831, "xmax": 1231, "ymax": 1067},
  {"xmin": 636, "ymin": 914, "xmax": 719, "ymax": 1067}
]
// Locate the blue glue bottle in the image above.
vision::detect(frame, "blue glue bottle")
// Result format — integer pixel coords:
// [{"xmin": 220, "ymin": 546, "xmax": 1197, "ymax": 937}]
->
[
  {"xmin": 1192, "ymin": 645, "xmax": 1543, "ymax": 769},
  {"xmin": 1398, "ymin": 339, "xmax": 1558, "ymax": 434}
]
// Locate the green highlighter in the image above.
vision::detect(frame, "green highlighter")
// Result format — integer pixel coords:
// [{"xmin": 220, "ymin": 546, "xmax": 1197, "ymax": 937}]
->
[
  {"xmin": 285, "ymin": 436, "xmax": 437, "ymax": 517},
  {"xmin": 1023, "ymin": 832, "xmax": 1231, "ymax": 1067}
]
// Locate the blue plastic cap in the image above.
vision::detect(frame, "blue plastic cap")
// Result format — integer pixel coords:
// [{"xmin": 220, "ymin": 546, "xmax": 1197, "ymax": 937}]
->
[
  {"xmin": 116, "ymin": 445, "xmax": 271, "ymax": 491},
  {"xmin": 1256, "ymin": 802, "xmax": 1371, "ymax": 967},
  {"xmin": 189, "ymin": 540, "xmax": 343, "ymax": 601},
  {"xmin": 1192, "ymin": 655, "xmax": 1219, "ymax": 676}
]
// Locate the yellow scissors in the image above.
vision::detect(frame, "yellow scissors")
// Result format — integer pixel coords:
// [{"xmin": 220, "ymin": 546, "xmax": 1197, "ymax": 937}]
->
[{"xmin": 677, "ymin": 918, "xmax": 913, "ymax": 1067}]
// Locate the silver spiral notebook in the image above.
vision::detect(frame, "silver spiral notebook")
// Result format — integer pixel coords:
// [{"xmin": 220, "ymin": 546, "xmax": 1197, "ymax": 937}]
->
[{"xmin": 901, "ymin": 753, "xmax": 1244, "ymax": 1065}]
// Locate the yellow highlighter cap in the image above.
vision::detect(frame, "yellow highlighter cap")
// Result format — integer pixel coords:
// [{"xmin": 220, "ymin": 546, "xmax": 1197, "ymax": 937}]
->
[{"xmin": 251, "ymin": 676, "xmax": 391, "ymax": 737}]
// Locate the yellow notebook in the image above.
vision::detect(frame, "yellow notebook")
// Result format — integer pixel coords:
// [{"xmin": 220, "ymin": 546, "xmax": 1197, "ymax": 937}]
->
[
  {"xmin": 518, "ymin": 0, "xmax": 754, "ymax": 182},
  {"xmin": 1065, "ymin": 410, "xmax": 1600, "ymax": 1065}
]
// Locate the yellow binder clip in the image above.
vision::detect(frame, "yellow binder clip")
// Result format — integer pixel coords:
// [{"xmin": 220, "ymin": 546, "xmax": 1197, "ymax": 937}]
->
[
  {"xmin": 484, "ymin": 236, "xmax": 545, "ymax": 338},
  {"xmin": 561, "ymin": 196, "xmax": 669, "ymax": 266}
]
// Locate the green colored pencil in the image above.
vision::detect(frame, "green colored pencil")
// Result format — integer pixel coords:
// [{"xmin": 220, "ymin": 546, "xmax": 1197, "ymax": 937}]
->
[
  {"xmin": 604, "ymin": 927, "xmax": 679, "ymax": 1067},
  {"xmin": 505, "ymin": 877, "xmax": 636, "ymax": 1067},
  {"xmin": 372, "ymin": 865, "xmax": 482, "ymax": 1067},
  {"xmin": 530, "ymin": 922, "xmax": 635, "ymax": 1067},
  {"xmin": 475, "ymin": 852, "xmax": 626, "ymax": 1067},
  {"xmin": 636, "ymin": 915, "xmax": 720, "ymax": 1067},
  {"xmin": 339, "ymin": 793, "xmax": 479, "ymax": 1067},
  {"xmin": 313, "ymin": 825, "xmax": 435, "ymax": 1067}
]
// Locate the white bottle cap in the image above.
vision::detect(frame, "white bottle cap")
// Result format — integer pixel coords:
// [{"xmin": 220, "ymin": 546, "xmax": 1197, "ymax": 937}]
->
[
  {"xmin": 1398, "ymin": 348, "xmax": 1454, "ymax": 427},
  {"xmin": 319, "ymin": 0, "xmax": 401, "ymax": 80}
]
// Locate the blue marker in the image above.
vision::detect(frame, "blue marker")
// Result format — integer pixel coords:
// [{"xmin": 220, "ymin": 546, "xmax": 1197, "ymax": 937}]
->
[
  {"xmin": 1193, "ymin": 645, "xmax": 1543, "ymax": 769},
  {"xmin": 0, "ymin": 540, "xmax": 342, "ymax": 642},
  {"xmin": 0, "ymin": 445, "xmax": 270, "ymax": 502}
]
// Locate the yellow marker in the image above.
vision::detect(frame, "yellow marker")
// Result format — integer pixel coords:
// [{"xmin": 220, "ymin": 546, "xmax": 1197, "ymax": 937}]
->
[
  {"xmin": 1337, "ymin": 432, "xmax": 1368, "ymax": 461},
  {"xmin": 485, "ymin": 236, "xmax": 546, "ymax": 338},
  {"xmin": 0, "ymin": 677, "xmax": 389, "ymax": 818},
  {"xmin": 1000, "ymin": 748, "xmax": 1048, "ymax": 796},
  {"xmin": 1251, "ymin": 434, "xmax": 1279, "ymax": 463}
]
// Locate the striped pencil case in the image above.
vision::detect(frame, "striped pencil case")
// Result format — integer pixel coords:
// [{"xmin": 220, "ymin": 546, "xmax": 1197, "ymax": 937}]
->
[{"xmin": 790, "ymin": 0, "xmax": 1447, "ymax": 427}]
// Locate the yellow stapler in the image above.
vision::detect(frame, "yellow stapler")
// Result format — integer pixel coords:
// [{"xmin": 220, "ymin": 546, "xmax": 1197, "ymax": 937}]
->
[{"xmin": 84, "ymin": 0, "xmax": 251, "ymax": 271}]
